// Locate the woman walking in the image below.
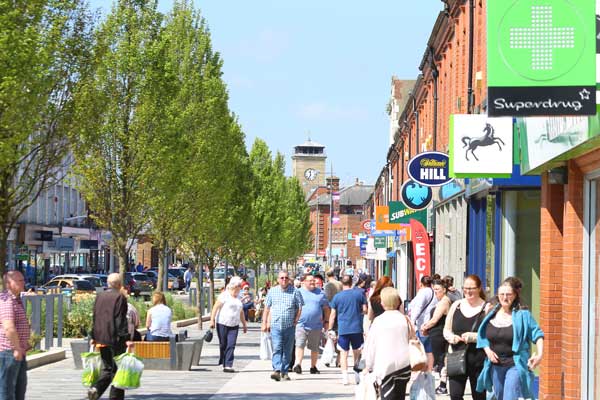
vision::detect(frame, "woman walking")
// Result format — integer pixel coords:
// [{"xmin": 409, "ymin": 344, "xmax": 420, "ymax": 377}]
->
[
  {"xmin": 443, "ymin": 275, "xmax": 491, "ymax": 400},
  {"xmin": 420, "ymin": 278, "xmax": 452, "ymax": 394},
  {"xmin": 477, "ymin": 277, "xmax": 544, "ymax": 400},
  {"xmin": 363, "ymin": 287, "xmax": 411, "ymax": 400},
  {"xmin": 367, "ymin": 276, "xmax": 394, "ymax": 322},
  {"xmin": 210, "ymin": 276, "xmax": 248, "ymax": 373}
]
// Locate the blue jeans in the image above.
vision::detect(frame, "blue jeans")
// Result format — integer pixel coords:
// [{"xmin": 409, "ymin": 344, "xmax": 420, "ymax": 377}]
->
[
  {"xmin": 217, "ymin": 323, "xmax": 239, "ymax": 368},
  {"xmin": 0, "ymin": 350, "xmax": 27, "ymax": 400},
  {"xmin": 491, "ymin": 364, "xmax": 523, "ymax": 400},
  {"xmin": 271, "ymin": 325, "xmax": 295, "ymax": 374}
]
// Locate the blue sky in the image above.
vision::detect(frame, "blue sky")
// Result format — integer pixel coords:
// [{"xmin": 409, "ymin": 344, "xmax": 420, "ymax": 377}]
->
[{"xmin": 88, "ymin": 1, "xmax": 443, "ymax": 185}]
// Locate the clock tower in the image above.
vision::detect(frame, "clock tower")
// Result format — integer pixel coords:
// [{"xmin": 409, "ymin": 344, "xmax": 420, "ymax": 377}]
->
[{"xmin": 291, "ymin": 138, "xmax": 326, "ymax": 196}]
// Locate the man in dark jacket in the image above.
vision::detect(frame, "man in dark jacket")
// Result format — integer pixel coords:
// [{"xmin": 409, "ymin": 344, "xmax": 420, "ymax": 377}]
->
[{"xmin": 87, "ymin": 273, "xmax": 133, "ymax": 400}]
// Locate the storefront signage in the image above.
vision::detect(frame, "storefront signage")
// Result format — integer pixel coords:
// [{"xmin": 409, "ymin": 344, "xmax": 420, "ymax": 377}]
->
[
  {"xmin": 388, "ymin": 201, "xmax": 428, "ymax": 226},
  {"xmin": 361, "ymin": 220, "xmax": 371, "ymax": 231},
  {"xmin": 80, "ymin": 240, "xmax": 99, "ymax": 250},
  {"xmin": 439, "ymin": 180, "xmax": 464, "ymax": 202},
  {"xmin": 487, "ymin": 0, "xmax": 596, "ymax": 116},
  {"xmin": 465, "ymin": 178, "xmax": 494, "ymax": 198},
  {"xmin": 400, "ymin": 180, "xmax": 432, "ymax": 210},
  {"xmin": 407, "ymin": 151, "xmax": 453, "ymax": 187},
  {"xmin": 374, "ymin": 237, "xmax": 387, "ymax": 249},
  {"xmin": 518, "ymin": 115, "xmax": 600, "ymax": 174},
  {"xmin": 36, "ymin": 230, "xmax": 53, "ymax": 241},
  {"xmin": 375, "ymin": 206, "xmax": 405, "ymax": 230},
  {"xmin": 449, "ymin": 114, "xmax": 513, "ymax": 177},
  {"xmin": 410, "ymin": 219, "xmax": 431, "ymax": 288}
]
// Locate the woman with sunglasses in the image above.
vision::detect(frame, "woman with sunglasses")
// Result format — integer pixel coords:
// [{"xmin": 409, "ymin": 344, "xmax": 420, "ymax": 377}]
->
[
  {"xmin": 443, "ymin": 274, "xmax": 491, "ymax": 400},
  {"xmin": 476, "ymin": 277, "xmax": 544, "ymax": 400}
]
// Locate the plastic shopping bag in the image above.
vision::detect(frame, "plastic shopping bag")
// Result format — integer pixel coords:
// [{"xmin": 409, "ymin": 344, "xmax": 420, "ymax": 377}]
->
[
  {"xmin": 320, "ymin": 337, "xmax": 335, "ymax": 365},
  {"xmin": 260, "ymin": 332, "xmax": 273, "ymax": 360},
  {"xmin": 409, "ymin": 371, "xmax": 436, "ymax": 400},
  {"xmin": 111, "ymin": 352, "xmax": 144, "ymax": 390},
  {"xmin": 355, "ymin": 371, "xmax": 378, "ymax": 400},
  {"xmin": 81, "ymin": 351, "xmax": 103, "ymax": 387}
]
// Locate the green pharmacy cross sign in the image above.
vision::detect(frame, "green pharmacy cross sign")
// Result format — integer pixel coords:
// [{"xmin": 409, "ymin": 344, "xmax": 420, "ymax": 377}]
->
[{"xmin": 488, "ymin": 0, "xmax": 596, "ymax": 117}]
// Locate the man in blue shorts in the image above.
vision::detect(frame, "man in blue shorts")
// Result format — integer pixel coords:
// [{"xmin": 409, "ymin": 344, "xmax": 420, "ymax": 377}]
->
[{"xmin": 328, "ymin": 275, "xmax": 367, "ymax": 385}]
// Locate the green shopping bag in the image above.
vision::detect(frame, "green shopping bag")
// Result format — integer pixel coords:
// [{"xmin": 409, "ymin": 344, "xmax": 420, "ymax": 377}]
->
[
  {"xmin": 81, "ymin": 351, "xmax": 102, "ymax": 387},
  {"xmin": 111, "ymin": 352, "xmax": 144, "ymax": 390}
]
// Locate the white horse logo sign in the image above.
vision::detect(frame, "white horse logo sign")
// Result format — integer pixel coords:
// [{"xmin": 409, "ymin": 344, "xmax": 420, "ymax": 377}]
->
[{"xmin": 449, "ymin": 114, "xmax": 513, "ymax": 178}]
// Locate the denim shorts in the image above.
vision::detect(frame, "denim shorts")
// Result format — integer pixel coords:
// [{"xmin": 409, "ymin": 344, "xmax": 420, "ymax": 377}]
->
[{"xmin": 416, "ymin": 330, "xmax": 433, "ymax": 353}]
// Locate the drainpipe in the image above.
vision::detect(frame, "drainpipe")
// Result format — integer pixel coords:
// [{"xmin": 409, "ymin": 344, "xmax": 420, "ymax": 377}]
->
[
  {"xmin": 429, "ymin": 47, "xmax": 439, "ymax": 151},
  {"xmin": 413, "ymin": 93, "xmax": 419, "ymax": 153},
  {"xmin": 467, "ymin": 0, "xmax": 475, "ymax": 113},
  {"xmin": 406, "ymin": 119, "xmax": 412, "ymax": 161}
]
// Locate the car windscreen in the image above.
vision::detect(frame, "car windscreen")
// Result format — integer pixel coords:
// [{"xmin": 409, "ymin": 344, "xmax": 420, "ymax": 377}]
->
[
  {"xmin": 168, "ymin": 269, "xmax": 184, "ymax": 277},
  {"xmin": 133, "ymin": 274, "xmax": 150, "ymax": 281},
  {"xmin": 213, "ymin": 270, "xmax": 225, "ymax": 279},
  {"xmin": 82, "ymin": 277, "xmax": 102, "ymax": 287},
  {"xmin": 73, "ymin": 280, "xmax": 94, "ymax": 290}
]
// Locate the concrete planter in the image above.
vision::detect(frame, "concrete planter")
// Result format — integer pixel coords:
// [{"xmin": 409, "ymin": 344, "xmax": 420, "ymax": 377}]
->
[
  {"xmin": 70, "ymin": 339, "xmax": 90, "ymax": 370},
  {"xmin": 28, "ymin": 349, "xmax": 66, "ymax": 370}
]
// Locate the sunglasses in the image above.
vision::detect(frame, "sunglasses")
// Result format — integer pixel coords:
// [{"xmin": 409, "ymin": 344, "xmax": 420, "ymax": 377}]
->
[{"xmin": 279, "ymin": 277, "xmax": 289, "ymax": 280}]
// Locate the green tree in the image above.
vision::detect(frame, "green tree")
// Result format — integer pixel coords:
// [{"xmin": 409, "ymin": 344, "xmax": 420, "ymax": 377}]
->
[
  {"xmin": 72, "ymin": 0, "xmax": 163, "ymax": 279},
  {"xmin": 0, "ymin": 0, "xmax": 93, "ymax": 286},
  {"xmin": 278, "ymin": 176, "xmax": 312, "ymax": 266}
]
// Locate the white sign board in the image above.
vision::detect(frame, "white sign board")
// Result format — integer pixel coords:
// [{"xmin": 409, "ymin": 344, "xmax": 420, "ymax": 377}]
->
[{"xmin": 449, "ymin": 114, "xmax": 513, "ymax": 177}]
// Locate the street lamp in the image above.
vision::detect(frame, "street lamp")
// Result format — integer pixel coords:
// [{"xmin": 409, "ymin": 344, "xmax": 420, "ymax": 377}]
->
[{"xmin": 328, "ymin": 183, "xmax": 333, "ymax": 270}]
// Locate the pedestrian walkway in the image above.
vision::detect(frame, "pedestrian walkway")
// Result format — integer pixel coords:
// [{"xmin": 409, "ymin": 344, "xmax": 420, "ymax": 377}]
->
[{"xmin": 26, "ymin": 321, "xmax": 474, "ymax": 399}]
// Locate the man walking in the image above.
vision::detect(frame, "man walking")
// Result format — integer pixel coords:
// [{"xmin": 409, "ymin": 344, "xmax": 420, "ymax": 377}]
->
[
  {"xmin": 323, "ymin": 269, "xmax": 342, "ymax": 302},
  {"xmin": 261, "ymin": 271, "xmax": 303, "ymax": 382},
  {"xmin": 328, "ymin": 275, "xmax": 367, "ymax": 385},
  {"xmin": 183, "ymin": 267, "xmax": 193, "ymax": 293},
  {"xmin": 292, "ymin": 274, "xmax": 330, "ymax": 375},
  {"xmin": 87, "ymin": 273, "xmax": 133, "ymax": 400},
  {"xmin": 0, "ymin": 271, "xmax": 30, "ymax": 400}
]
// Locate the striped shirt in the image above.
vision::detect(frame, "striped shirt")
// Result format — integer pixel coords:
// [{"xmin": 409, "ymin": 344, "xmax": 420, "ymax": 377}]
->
[
  {"xmin": 0, "ymin": 291, "xmax": 30, "ymax": 352},
  {"xmin": 265, "ymin": 285, "xmax": 304, "ymax": 329}
]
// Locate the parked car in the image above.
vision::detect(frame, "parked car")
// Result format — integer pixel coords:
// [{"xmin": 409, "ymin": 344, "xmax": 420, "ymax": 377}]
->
[
  {"xmin": 212, "ymin": 267, "xmax": 236, "ymax": 291},
  {"xmin": 124, "ymin": 272, "xmax": 153, "ymax": 298},
  {"xmin": 167, "ymin": 268, "xmax": 185, "ymax": 290},
  {"xmin": 40, "ymin": 276, "xmax": 96, "ymax": 294},
  {"xmin": 143, "ymin": 270, "xmax": 158, "ymax": 288}
]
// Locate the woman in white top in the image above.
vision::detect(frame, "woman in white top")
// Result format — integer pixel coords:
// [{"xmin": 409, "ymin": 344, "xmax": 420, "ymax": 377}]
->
[
  {"xmin": 210, "ymin": 276, "xmax": 248, "ymax": 373},
  {"xmin": 363, "ymin": 287, "xmax": 411, "ymax": 400},
  {"xmin": 146, "ymin": 292, "xmax": 172, "ymax": 342}
]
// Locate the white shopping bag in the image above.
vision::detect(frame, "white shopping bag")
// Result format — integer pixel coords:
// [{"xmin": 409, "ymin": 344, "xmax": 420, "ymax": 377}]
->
[
  {"xmin": 355, "ymin": 371, "xmax": 378, "ymax": 400},
  {"xmin": 409, "ymin": 371, "xmax": 435, "ymax": 400},
  {"xmin": 320, "ymin": 337, "xmax": 335, "ymax": 365},
  {"xmin": 260, "ymin": 331, "xmax": 273, "ymax": 360}
]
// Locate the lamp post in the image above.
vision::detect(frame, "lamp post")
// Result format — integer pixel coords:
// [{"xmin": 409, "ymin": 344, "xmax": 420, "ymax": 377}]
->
[
  {"xmin": 328, "ymin": 183, "xmax": 333, "ymax": 270},
  {"xmin": 315, "ymin": 195, "xmax": 319, "ymax": 261}
]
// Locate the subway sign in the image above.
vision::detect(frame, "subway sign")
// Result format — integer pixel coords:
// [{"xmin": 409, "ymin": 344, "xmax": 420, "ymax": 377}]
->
[{"xmin": 407, "ymin": 151, "xmax": 453, "ymax": 187}]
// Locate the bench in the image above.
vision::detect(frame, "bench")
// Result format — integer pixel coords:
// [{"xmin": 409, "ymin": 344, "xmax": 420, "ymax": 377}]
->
[{"xmin": 71, "ymin": 335, "xmax": 204, "ymax": 371}]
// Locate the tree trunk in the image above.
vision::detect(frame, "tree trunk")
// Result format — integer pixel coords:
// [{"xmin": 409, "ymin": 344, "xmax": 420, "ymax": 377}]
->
[
  {"xmin": 0, "ymin": 231, "xmax": 8, "ymax": 289},
  {"xmin": 113, "ymin": 238, "xmax": 128, "ymax": 283}
]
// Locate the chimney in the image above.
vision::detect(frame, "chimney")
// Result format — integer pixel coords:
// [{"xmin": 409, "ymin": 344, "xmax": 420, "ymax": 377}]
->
[{"xmin": 355, "ymin": 178, "xmax": 361, "ymax": 185}]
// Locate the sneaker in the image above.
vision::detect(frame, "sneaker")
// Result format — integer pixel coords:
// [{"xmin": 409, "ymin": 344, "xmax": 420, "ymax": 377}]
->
[
  {"xmin": 223, "ymin": 367, "xmax": 235, "ymax": 373},
  {"xmin": 354, "ymin": 370, "xmax": 361, "ymax": 385},
  {"xmin": 270, "ymin": 371, "xmax": 281, "ymax": 381},
  {"xmin": 341, "ymin": 375, "xmax": 349, "ymax": 385},
  {"xmin": 87, "ymin": 387, "xmax": 99, "ymax": 400},
  {"xmin": 309, "ymin": 367, "xmax": 320, "ymax": 374},
  {"xmin": 292, "ymin": 364, "xmax": 302, "ymax": 374},
  {"xmin": 281, "ymin": 373, "xmax": 291, "ymax": 381},
  {"xmin": 435, "ymin": 385, "xmax": 448, "ymax": 395}
]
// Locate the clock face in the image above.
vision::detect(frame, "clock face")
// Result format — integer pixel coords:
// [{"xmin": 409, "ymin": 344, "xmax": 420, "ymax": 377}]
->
[{"xmin": 304, "ymin": 168, "xmax": 318, "ymax": 181}]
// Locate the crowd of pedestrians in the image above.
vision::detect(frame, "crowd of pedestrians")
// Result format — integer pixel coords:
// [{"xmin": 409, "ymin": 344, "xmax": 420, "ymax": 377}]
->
[{"xmin": 0, "ymin": 265, "xmax": 545, "ymax": 400}]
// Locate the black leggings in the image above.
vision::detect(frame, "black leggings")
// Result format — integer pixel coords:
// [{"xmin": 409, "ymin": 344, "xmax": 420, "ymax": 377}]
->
[
  {"xmin": 449, "ymin": 364, "xmax": 485, "ymax": 400},
  {"xmin": 429, "ymin": 332, "xmax": 447, "ymax": 371}
]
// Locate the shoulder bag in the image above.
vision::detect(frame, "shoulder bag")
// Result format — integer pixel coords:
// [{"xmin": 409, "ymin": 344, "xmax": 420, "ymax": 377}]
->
[
  {"xmin": 405, "ymin": 315, "xmax": 428, "ymax": 371},
  {"xmin": 446, "ymin": 301, "xmax": 486, "ymax": 377}
]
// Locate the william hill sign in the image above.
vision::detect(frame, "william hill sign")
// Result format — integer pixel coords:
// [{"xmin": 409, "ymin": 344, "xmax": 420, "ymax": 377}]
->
[{"xmin": 407, "ymin": 151, "xmax": 453, "ymax": 187}]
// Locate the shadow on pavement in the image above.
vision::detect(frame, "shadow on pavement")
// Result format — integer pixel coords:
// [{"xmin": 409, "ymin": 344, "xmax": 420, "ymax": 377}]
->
[{"xmin": 129, "ymin": 394, "xmax": 351, "ymax": 400}]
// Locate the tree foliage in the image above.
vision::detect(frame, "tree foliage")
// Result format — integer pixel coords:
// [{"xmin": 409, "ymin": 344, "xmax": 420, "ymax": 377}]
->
[{"xmin": 0, "ymin": 0, "xmax": 93, "ymax": 285}]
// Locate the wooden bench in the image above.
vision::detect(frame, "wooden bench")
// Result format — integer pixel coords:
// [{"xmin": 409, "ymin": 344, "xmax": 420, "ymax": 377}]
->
[{"xmin": 130, "ymin": 335, "xmax": 204, "ymax": 370}]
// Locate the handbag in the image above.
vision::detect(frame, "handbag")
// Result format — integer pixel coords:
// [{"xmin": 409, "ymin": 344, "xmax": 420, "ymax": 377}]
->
[
  {"xmin": 405, "ymin": 315, "xmax": 428, "ymax": 371},
  {"xmin": 446, "ymin": 302, "xmax": 487, "ymax": 377},
  {"xmin": 203, "ymin": 329, "xmax": 213, "ymax": 343}
]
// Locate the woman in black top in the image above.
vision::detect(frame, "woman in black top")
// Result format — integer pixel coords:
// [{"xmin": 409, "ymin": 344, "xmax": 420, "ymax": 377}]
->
[
  {"xmin": 443, "ymin": 275, "xmax": 491, "ymax": 400},
  {"xmin": 421, "ymin": 279, "xmax": 452, "ymax": 393}
]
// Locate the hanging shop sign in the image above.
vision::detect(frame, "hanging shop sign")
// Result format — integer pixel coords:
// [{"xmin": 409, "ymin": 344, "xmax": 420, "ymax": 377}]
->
[
  {"xmin": 375, "ymin": 206, "xmax": 405, "ymax": 230},
  {"xmin": 438, "ymin": 180, "xmax": 464, "ymax": 202},
  {"xmin": 388, "ymin": 201, "xmax": 428, "ymax": 226},
  {"xmin": 400, "ymin": 180, "xmax": 432, "ymax": 211},
  {"xmin": 407, "ymin": 151, "xmax": 453, "ymax": 187},
  {"xmin": 409, "ymin": 219, "xmax": 431, "ymax": 288},
  {"xmin": 487, "ymin": 0, "xmax": 596, "ymax": 116},
  {"xmin": 374, "ymin": 237, "xmax": 387, "ymax": 249},
  {"xmin": 449, "ymin": 114, "xmax": 514, "ymax": 177},
  {"xmin": 517, "ymin": 115, "xmax": 600, "ymax": 174}
]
